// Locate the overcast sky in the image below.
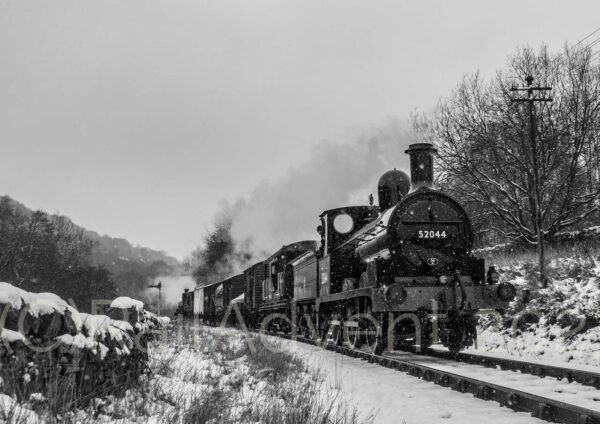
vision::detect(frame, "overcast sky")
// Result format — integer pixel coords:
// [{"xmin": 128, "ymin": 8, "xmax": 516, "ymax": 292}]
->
[{"xmin": 1, "ymin": 0, "xmax": 599, "ymax": 260}]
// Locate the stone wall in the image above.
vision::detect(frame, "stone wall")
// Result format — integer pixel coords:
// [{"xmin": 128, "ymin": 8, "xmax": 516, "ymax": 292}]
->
[{"xmin": 0, "ymin": 282, "xmax": 169, "ymax": 408}]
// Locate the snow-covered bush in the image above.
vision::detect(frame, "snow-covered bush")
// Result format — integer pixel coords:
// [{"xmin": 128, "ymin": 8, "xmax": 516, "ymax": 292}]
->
[
  {"xmin": 473, "ymin": 248, "xmax": 600, "ymax": 365},
  {"xmin": 0, "ymin": 282, "xmax": 169, "ymax": 416}
]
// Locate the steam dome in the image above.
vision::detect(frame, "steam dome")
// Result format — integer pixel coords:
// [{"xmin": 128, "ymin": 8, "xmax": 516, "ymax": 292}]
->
[{"xmin": 377, "ymin": 169, "xmax": 410, "ymax": 211}]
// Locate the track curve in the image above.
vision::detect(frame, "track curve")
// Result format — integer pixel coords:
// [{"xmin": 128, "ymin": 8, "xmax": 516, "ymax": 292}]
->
[{"xmin": 254, "ymin": 328, "xmax": 600, "ymax": 424}]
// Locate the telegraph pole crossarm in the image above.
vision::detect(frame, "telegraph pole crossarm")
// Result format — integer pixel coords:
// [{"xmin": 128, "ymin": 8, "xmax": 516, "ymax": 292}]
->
[{"xmin": 509, "ymin": 75, "xmax": 553, "ymax": 288}]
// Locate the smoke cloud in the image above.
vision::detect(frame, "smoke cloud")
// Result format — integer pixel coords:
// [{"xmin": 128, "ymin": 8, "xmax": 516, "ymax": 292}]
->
[
  {"xmin": 223, "ymin": 118, "xmax": 414, "ymax": 258},
  {"xmin": 148, "ymin": 275, "xmax": 196, "ymax": 308}
]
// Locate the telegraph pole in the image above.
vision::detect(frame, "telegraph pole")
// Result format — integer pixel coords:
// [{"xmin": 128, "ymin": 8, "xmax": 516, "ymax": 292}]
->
[
  {"xmin": 148, "ymin": 280, "xmax": 162, "ymax": 315},
  {"xmin": 510, "ymin": 76, "xmax": 553, "ymax": 287}
]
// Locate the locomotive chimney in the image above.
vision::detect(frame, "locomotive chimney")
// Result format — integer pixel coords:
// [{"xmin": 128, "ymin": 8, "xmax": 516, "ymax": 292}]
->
[{"xmin": 405, "ymin": 143, "xmax": 437, "ymax": 191}]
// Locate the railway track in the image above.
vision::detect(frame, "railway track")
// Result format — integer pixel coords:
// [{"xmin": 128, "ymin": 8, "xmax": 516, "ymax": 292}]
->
[
  {"xmin": 400, "ymin": 345, "xmax": 600, "ymax": 390},
  {"xmin": 254, "ymin": 329, "xmax": 600, "ymax": 424}
]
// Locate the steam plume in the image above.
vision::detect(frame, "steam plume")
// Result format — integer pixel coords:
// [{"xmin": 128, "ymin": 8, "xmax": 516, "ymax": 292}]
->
[{"xmin": 225, "ymin": 118, "xmax": 413, "ymax": 258}]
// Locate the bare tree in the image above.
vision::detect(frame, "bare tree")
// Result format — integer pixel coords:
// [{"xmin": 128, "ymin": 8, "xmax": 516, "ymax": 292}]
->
[
  {"xmin": 0, "ymin": 197, "xmax": 93, "ymax": 290},
  {"xmin": 414, "ymin": 45, "xmax": 600, "ymax": 284},
  {"xmin": 186, "ymin": 218, "xmax": 254, "ymax": 287}
]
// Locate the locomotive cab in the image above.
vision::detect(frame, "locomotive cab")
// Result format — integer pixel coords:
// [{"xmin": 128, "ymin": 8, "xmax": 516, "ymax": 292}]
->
[
  {"xmin": 318, "ymin": 206, "xmax": 378, "ymax": 256},
  {"xmin": 317, "ymin": 206, "xmax": 378, "ymax": 295}
]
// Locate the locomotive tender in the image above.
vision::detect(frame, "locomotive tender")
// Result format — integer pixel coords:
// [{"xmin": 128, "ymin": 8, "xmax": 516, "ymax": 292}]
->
[{"xmin": 184, "ymin": 143, "xmax": 515, "ymax": 354}]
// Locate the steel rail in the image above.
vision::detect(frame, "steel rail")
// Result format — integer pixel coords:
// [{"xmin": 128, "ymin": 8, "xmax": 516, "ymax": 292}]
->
[
  {"xmin": 457, "ymin": 351, "xmax": 600, "ymax": 390},
  {"xmin": 398, "ymin": 344, "xmax": 600, "ymax": 390}
]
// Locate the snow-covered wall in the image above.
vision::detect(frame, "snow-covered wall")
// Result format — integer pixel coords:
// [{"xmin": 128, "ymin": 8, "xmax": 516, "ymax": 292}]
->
[{"xmin": 0, "ymin": 282, "xmax": 169, "ymax": 404}]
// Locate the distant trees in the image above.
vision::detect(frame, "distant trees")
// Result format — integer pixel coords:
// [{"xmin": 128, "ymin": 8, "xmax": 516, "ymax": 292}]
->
[
  {"xmin": 0, "ymin": 196, "xmax": 117, "ymax": 310},
  {"xmin": 413, "ymin": 45, "xmax": 600, "ymax": 255},
  {"xmin": 109, "ymin": 259, "xmax": 173, "ymax": 299},
  {"xmin": 56, "ymin": 266, "xmax": 116, "ymax": 313},
  {"xmin": 0, "ymin": 197, "xmax": 91, "ymax": 289},
  {"xmin": 185, "ymin": 215, "xmax": 253, "ymax": 286},
  {"xmin": 0, "ymin": 196, "xmax": 181, "ymax": 311}
]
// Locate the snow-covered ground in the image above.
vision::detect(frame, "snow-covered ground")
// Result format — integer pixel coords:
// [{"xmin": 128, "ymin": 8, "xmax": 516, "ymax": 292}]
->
[
  {"xmin": 386, "ymin": 350, "xmax": 600, "ymax": 412},
  {"xmin": 1, "ymin": 322, "xmax": 555, "ymax": 424},
  {"xmin": 278, "ymin": 338, "xmax": 545, "ymax": 424},
  {"xmin": 473, "ymin": 254, "xmax": 600, "ymax": 368},
  {"xmin": 0, "ymin": 324, "xmax": 365, "ymax": 423}
]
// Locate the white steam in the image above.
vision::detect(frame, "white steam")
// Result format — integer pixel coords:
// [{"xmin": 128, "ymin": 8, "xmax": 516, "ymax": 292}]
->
[
  {"xmin": 225, "ymin": 118, "xmax": 414, "ymax": 256},
  {"xmin": 148, "ymin": 275, "xmax": 196, "ymax": 308}
]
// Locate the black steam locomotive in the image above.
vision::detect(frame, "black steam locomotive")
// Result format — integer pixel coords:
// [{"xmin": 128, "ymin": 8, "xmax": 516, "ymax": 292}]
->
[{"xmin": 182, "ymin": 143, "xmax": 515, "ymax": 354}]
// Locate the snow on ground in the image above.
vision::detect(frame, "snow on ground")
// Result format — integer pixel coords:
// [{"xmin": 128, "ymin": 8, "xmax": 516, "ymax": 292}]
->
[
  {"xmin": 0, "ymin": 394, "xmax": 39, "ymax": 424},
  {"xmin": 276, "ymin": 338, "xmax": 544, "ymax": 424},
  {"xmin": 3, "ymin": 315, "xmax": 597, "ymax": 423},
  {"xmin": 386, "ymin": 350, "xmax": 600, "ymax": 412},
  {"xmin": 2, "ymin": 324, "xmax": 361, "ymax": 423},
  {"xmin": 470, "ymin": 320, "xmax": 600, "ymax": 367},
  {"xmin": 474, "ymin": 254, "xmax": 600, "ymax": 368}
]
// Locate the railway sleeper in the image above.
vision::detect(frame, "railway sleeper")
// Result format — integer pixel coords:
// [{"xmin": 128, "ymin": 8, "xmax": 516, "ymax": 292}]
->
[
  {"xmin": 475, "ymin": 385, "xmax": 492, "ymax": 401},
  {"xmin": 440, "ymin": 375, "xmax": 450, "ymax": 387},
  {"xmin": 534, "ymin": 403, "xmax": 551, "ymax": 420},
  {"xmin": 454, "ymin": 378, "xmax": 468, "ymax": 393},
  {"xmin": 503, "ymin": 393, "xmax": 519, "ymax": 408}
]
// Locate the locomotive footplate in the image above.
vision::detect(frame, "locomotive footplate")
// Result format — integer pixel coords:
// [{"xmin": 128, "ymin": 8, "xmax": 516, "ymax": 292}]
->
[
  {"xmin": 315, "ymin": 280, "xmax": 512, "ymax": 314},
  {"xmin": 371, "ymin": 282, "xmax": 511, "ymax": 313},
  {"xmin": 315, "ymin": 288, "xmax": 373, "ymax": 312}
]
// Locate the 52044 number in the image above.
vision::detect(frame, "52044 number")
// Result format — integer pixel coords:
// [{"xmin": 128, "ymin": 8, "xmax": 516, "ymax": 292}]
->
[{"xmin": 418, "ymin": 230, "xmax": 447, "ymax": 239}]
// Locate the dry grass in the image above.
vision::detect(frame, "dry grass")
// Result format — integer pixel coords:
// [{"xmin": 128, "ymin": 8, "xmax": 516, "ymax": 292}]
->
[{"xmin": 0, "ymin": 322, "xmax": 375, "ymax": 424}]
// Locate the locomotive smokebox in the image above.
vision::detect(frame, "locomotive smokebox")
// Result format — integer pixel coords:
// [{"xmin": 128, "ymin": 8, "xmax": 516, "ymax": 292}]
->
[{"xmin": 405, "ymin": 143, "xmax": 438, "ymax": 191}]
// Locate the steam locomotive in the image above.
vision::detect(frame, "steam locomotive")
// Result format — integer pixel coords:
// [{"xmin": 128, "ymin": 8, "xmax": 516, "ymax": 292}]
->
[{"xmin": 181, "ymin": 143, "xmax": 516, "ymax": 354}]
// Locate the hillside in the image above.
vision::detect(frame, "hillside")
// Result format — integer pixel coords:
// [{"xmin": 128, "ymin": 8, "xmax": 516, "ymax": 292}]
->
[
  {"xmin": 0, "ymin": 195, "xmax": 182, "ymax": 306},
  {"xmin": 83, "ymin": 229, "xmax": 182, "ymax": 296},
  {"xmin": 84, "ymin": 230, "xmax": 180, "ymax": 271},
  {"xmin": 84, "ymin": 229, "xmax": 183, "ymax": 300}
]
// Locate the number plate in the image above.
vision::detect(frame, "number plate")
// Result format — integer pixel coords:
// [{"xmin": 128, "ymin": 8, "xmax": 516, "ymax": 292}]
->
[{"xmin": 417, "ymin": 230, "xmax": 447, "ymax": 239}]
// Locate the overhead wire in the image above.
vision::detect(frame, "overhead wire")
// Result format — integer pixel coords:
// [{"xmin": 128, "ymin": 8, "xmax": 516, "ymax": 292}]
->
[
  {"xmin": 585, "ymin": 37, "xmax": 600, "ymax": 50},
  {"xmin": 548, "ymin": 28, "xmax": 600, "ymax": 77},
  {"xmin": 555, "ymin": 26, "xmax": 600, "ymax": 61}
]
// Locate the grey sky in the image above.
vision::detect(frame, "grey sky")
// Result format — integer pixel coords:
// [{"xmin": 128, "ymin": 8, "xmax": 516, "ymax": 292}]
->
[{"xmin": 1, "ymin": 0, "xmax": 598, "ymax": 260}]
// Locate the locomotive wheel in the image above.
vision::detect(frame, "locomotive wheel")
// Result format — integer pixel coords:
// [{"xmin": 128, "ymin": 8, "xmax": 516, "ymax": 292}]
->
[
  {"xmin": 331, "ymin": 321, "xmax": 343, "ymax": 346},
  {"xmin": 296, "ymin": 319, "xmax": 305, "ymax": 338},
  {"xmin": 344, "ymin": 321, "xmax": 360, "ymax": 349},
  {"xmin": 364, "ymin": 306, "xmax": 380, "ymax": 354},
  {"xmin": 297, "ymin": 316, "xmax": 312, "ymax": 339},
  {"xmin": 319, "ymin": 320, "xmax": 328, "ymax": 342}
]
